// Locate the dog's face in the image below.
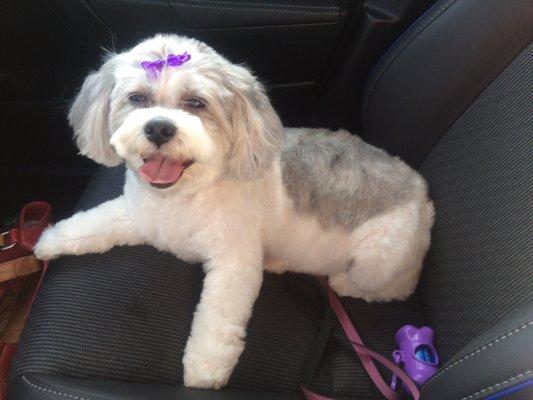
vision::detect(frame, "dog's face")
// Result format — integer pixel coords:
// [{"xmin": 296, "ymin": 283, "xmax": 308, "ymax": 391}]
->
[{"xmin": 69, "ymin": 35, "xmax": 283, "ymax": 191}]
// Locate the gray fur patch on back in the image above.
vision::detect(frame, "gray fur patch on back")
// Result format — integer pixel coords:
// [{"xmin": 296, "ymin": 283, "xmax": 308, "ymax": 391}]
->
[{"xmin": 281, "ymin": 128, "xmax": 427, "ymax": 231}]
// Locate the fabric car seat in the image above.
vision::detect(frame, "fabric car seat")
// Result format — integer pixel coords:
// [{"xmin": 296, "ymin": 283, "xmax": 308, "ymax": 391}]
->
[{"xmin": 8, "ymin": 0, "xmax": 533, "ymax": 399}]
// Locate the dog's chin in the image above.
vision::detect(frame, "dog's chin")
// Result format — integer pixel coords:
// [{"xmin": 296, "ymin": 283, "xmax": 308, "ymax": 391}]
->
[{"xmin": 138, "ymin": 153, "xmax": 195, "ymax": 190}]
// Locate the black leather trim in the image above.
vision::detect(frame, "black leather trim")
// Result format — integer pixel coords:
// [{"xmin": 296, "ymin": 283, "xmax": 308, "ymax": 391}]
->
[
  {"xmin": 362, "ymin": 0, "xmax": 533, "ymax": 167},
  {"xmin": 169, "ymin": 0, "xmax": 344, "ymax": 29},
  {"xmin": 8, "ymin": 374, "xmax": 302, "ymax": 400},
  {"xmin": 420, "ymin": 301, "xmax": 533, "ymax": 400}
]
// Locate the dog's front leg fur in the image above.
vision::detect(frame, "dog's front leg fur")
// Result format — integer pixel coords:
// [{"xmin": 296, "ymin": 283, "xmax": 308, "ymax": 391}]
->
[
  {"xmin": 34, "ymin": 195, "xmax": 143, "ymax": 260},
  {"xmin": 183, "ymin": 246, "xmax": 263, "ymax": 389}
]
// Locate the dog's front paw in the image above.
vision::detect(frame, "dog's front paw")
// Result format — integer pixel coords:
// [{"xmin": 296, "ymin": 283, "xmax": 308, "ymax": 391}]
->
[
  {"xmin": 33, "ymin": 227, "xmax": 63, "ymax": 260},
  {"xmin": 183, "ymin": 336, "xmax": 243, "ymax": 389},
  {"xmin": 183, "ymin": 356, "xmax": 232, "ymax": 389}
]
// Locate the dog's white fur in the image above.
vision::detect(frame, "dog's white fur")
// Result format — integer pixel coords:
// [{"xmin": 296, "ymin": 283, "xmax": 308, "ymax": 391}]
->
[{"xmin": 34, "ymin": 35, "xmax": 434, "ymax": 389}]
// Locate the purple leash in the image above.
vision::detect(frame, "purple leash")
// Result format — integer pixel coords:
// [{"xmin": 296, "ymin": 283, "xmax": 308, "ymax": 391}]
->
[{"xmin": 302, "ymin": 278, "xmax": 421, "ymax": 400}]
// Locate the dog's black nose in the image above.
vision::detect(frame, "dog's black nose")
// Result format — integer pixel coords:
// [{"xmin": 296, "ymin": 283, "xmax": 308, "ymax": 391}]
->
[{"xmin": 144, "ymin": 118, "xmax": 177, "ymax": 147}]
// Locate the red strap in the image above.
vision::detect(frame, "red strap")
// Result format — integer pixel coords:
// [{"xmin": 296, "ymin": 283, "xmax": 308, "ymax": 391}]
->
[
  {"xmin": 6, "ymin": 202, "xmax": 51, "ymax": 252},
  {"xmin": 17, "ymin": 202, "xmax": 52, "ymax": 250},
  {"xmin": 0, "ymin": 202, "xmax": 52, "ymax": 316},
  {"xmin": 302, "ymin": 278, "xmax": 420, "ymax": 400}
]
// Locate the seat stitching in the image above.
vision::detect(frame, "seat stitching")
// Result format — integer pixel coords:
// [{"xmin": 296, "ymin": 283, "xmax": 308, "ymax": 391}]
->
[
  {"xmin": 426, "ymin": 320, "xmax": 533, "ymax": 385},
  {"xmin": 171, "ymin": 3, "xmax": 339, "ymax": 15},
  {"xmin": 187, "ymin": 0, "xmax": 339, "ymax": 9},
  {"xmin": 22, "ymin": 375, "xmax": 93, "ymax": 400},
  {"xmin": 362, "ymin": 0, "xmax": 458, "ymax": 130},
  {"xmin": 460, "ymin": 370, "xmax": 532, "ymax": 400}
]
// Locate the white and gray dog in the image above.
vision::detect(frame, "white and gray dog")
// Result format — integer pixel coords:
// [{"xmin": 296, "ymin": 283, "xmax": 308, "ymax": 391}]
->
[{"xmin": 35, "ymin": 34, "xmax": 434, "ymax": 389}]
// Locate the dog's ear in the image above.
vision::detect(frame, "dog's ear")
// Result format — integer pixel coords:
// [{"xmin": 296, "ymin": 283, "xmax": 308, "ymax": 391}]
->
[
  {"xmin": 68, "ymin": 56, "xmax": 122, "ymax": 166},
  {"xmin": 224, "ymin": 65, "xmax": 284, "ymax": 180}
]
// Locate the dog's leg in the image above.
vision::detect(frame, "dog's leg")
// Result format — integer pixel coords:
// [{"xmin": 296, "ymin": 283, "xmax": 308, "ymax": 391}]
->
[
  {"xmin": 34, "ymin": 195, "xmax": 142, "ymax": 260},
  {"xmin": 183, "ymin": 246, "xmax": 263, "ymax": 389},
  {"xmin": 329, "ymin": 200, "xmax": 433, "ymax": 302}
]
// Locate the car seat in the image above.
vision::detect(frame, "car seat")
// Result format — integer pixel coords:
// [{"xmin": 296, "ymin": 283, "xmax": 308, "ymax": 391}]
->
[{"xmin": 8, "ymin": 0, "xmax": 532, "ymax": 399}]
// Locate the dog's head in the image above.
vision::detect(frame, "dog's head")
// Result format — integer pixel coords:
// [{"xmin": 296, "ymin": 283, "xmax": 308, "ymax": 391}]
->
[{"xmin": 69, "ymin": 34, "xmax": 283, "ymax": 191}]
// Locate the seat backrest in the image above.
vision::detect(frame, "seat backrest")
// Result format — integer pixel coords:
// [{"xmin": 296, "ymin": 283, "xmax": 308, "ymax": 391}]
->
[
  {"xmin": 418, "ymin": 42, "xmax": 532, "ymax": 360},
  {"xmin": 362, "ymin": 0, "xmax": 532, "ymax": 170},
  {"xmin": 362, "ymin": 1, "xmax": 532, "ymax": 398}
]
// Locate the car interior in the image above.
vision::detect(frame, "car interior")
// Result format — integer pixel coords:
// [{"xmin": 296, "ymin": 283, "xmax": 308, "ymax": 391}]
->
[{"xmin": 1, "ymin": 0, "xmax": 532, "ymax": 399}]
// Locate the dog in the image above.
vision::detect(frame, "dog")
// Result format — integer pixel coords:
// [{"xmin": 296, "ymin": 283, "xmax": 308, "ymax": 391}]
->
[{"xmin": 34, "ymin": 34, "xmax": 434, "ymax": 389}]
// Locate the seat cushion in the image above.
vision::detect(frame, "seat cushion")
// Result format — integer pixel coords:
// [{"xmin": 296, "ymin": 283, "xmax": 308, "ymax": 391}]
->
[{"xmin": 9, "ymin": 165, "xmax": 425, "ymax": 399}]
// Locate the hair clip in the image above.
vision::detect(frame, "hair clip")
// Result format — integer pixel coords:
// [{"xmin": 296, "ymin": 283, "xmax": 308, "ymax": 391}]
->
[{"xmin": 141, "ymin": 52, "xmax": 191, "ymax": 79}]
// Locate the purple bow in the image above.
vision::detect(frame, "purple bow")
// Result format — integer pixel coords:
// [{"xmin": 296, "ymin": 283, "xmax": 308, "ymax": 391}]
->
[{"xmin": 140, "ymin": 52, "xmax": 191, "ymax": 79}]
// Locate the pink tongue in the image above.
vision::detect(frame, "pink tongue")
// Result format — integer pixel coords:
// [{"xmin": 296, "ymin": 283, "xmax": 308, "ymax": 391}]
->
[{"xmin": 139, "ymin": 154, "xmax": 185, "ymax": 184}]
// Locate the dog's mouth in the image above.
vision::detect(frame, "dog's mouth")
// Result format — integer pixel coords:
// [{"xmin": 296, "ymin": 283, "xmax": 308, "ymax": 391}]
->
[{"xmin": 138, "ymin": 154, "xmax": 194, "ymax": 189}]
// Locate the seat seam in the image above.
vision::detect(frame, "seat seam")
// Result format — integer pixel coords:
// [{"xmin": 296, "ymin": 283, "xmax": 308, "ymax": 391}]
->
[
  {"xmin": 22, "ymin": 375, "xmax": 94, "ymax": 400},
  {"xmin": 187, "ymin": 0, "xmax": 339, "ymax": 10},
  {"xmin": 426, "ymin": 320, "xmax": 533, "ymax": 385},
  {"xmin": 362, "ymin": 0, "xmax": 458, "ymax": 131},
  {"xmin": 171, "ymin": 3, "xmax": 339, "ymax": 15},
  {"xmin": 460, "ymin": 370, "xmax": 532, "ymax": 400}
]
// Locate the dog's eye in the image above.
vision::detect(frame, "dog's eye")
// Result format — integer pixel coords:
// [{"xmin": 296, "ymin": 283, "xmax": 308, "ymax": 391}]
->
[
  {"xmin": 128, "ymin": 93, "xmax": 148, "ymax": 105},
  {"xmin": 184, "ymin": 98, "xmax": 206, "ymax": 109}
]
